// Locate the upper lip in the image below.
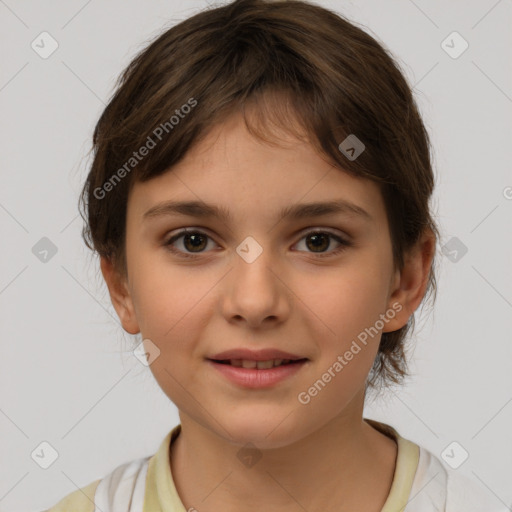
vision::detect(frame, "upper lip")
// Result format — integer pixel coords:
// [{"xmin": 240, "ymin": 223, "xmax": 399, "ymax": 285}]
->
[{"xmin": 208, "ymin": 348, "xmax": 306, "ymax": 361}]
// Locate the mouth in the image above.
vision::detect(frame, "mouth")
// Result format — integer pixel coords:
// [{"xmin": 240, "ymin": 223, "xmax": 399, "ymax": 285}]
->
[
  {"xmin": 209, "ymin": 358, "xmax": 308, "ymax": 369},
  {"xmin": 206, "ymin": 357, "xmax": 309, "ymax": 388}
]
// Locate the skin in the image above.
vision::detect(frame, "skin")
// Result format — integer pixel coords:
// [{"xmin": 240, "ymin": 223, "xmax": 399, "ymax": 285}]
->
[{"xmin": 101, "ymin": 110, "xmax": 436, "ymax": 512}]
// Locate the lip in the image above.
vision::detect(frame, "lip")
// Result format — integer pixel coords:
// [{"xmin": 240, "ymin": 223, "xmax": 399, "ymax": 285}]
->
[
  {"xmin": 208, "ymin": 348, "xmax": 305, "ymax": 361},
  {"xmin": 207, "ymin": 359, "xmax": 308, "ymax": 389}
]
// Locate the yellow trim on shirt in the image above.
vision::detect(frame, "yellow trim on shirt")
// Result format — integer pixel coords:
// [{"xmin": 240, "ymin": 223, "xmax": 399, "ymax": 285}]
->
[
  {"xmin": 45, "ymin": 479, "xmax": 99, "ymax": 512},
  {"xmin": 365, "ymin": 419, "xmax": 421, "ymax": 512},
  {"xmin": 144, "ymin": 424, "xmax": 186, "ymax": 512}
]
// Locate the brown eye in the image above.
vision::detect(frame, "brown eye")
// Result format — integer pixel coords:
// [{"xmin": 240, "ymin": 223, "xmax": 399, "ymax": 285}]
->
[
  {"xmin": 305, "ymin": 232, "xmax": 330, "ymax": 252},
  {"xmin": 182, "ymin": 232, "xmax": 208, "ymax": 252},
  {"xmin": 163, "ymin": 228, "xmax": 351, "ymax": 260},
  {"xmin": 164, "ymin": 230, "xmax": 215, "ymax": 258},
  {"xmin": 294, "ymin": 230, "xmax": 350, "ymax": 257}
]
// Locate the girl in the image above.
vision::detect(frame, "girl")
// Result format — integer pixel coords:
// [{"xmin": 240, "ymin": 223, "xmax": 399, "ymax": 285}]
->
[{"xmin": 46, "ymin": 1, "xmax": 506, "ymax": 510}]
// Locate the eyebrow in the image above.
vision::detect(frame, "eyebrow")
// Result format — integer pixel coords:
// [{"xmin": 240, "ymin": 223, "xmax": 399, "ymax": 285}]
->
[{"xmin": 142, "ymin": 199, "xmax": 372, "ymax": 223}]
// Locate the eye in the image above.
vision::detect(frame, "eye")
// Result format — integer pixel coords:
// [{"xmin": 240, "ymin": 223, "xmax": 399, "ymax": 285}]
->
[
  {"xmin": 293, "ymin": 230, "xmax": 352, "ymax": 258},
  {"xmin": 163, "ymin": 228, "xmax": 352, "ymax": 259},
  {"xmin": 164, "ymin": 229, "xmax": 216, "ymax": 259}
]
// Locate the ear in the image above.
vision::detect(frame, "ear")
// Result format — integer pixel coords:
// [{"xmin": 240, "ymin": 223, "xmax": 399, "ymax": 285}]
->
[
  {"xmin": 100, "ymin": 256, "xmax": 140, "ymax": 335},
  {"xmin": 383, "ymin": 228, "xmax": 436, "ymax": 332}
]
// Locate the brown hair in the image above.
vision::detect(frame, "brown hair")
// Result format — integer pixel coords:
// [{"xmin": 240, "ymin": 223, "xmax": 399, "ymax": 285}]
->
[{"xmin": 79, "ymin": 0, "xmax": 439, "ymax": 393}]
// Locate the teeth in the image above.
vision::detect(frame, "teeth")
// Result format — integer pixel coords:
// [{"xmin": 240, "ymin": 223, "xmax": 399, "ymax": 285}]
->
[{"xmin": 230, "ymin": 358, "xmax": 291, "ymax": 369}]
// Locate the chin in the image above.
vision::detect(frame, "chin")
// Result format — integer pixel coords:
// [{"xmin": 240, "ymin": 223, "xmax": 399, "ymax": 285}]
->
[{"xmin": 218, "ymin": 411, "xmax": 309, "ymax": 450}]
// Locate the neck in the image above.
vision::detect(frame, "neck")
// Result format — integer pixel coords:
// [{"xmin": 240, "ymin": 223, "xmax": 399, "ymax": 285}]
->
[{"xmin": 169, "ymin": 393, "xmax": 398, "ymax": 512}]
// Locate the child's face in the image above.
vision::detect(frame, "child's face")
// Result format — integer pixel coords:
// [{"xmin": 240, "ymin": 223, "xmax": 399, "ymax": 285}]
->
[{"xmin": 106, "ymin": 112, "xmax": 409, "ymax": 448}]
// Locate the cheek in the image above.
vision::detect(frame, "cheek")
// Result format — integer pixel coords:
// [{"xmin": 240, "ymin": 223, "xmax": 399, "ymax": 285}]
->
[
  {"xmin": 298, "ymin": 269, "xmax": 388, "ymax": 405},
  {"xmin": 138, "ymin": 287, "xmax": 202, "ymax": 339},
  {"xmin": 308, "ymin": 264, "xmax": 391, "ymax": 340},
  {"xmin": 300, "ymin": 264, "xmax": 392, "ymax": 397},
  {"xmin": 131, "ymin": 269, "xmax": 213, "ymax": 401},
  {"xmin": 130, "ymin": 260, "xmax": 216, "ymax": 352}
]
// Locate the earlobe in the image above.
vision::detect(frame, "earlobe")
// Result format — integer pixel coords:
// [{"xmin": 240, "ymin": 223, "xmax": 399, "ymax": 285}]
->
[
  {"xmin": 383, "ymin": 229, "xmax": 436, "ymax": 333},
  {"xmin": 100, "ymin": 256, "xmax": 140, "ymax": 335}
]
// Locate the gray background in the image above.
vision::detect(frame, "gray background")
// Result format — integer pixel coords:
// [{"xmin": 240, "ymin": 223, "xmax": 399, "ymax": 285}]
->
[{"xmin": 1, "ymin": 0, "xmax": 511, "ymax": 510}]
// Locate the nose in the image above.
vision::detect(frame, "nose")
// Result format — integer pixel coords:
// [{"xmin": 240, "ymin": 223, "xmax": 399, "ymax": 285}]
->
[{"xmin": 220, "ymin": 240, "xmax": 291, "ymax": 329}]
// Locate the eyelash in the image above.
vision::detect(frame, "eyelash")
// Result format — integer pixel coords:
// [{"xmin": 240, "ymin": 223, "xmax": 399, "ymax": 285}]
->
[{"xmin": 163, "ymin": 228, "xmax": 352, "ymax": 260}]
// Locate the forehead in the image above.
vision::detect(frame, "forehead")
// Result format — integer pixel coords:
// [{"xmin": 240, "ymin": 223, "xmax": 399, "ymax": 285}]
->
[{"xmin": 126, "ymin": 112, "xmax": 386, "ymax": 228}]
